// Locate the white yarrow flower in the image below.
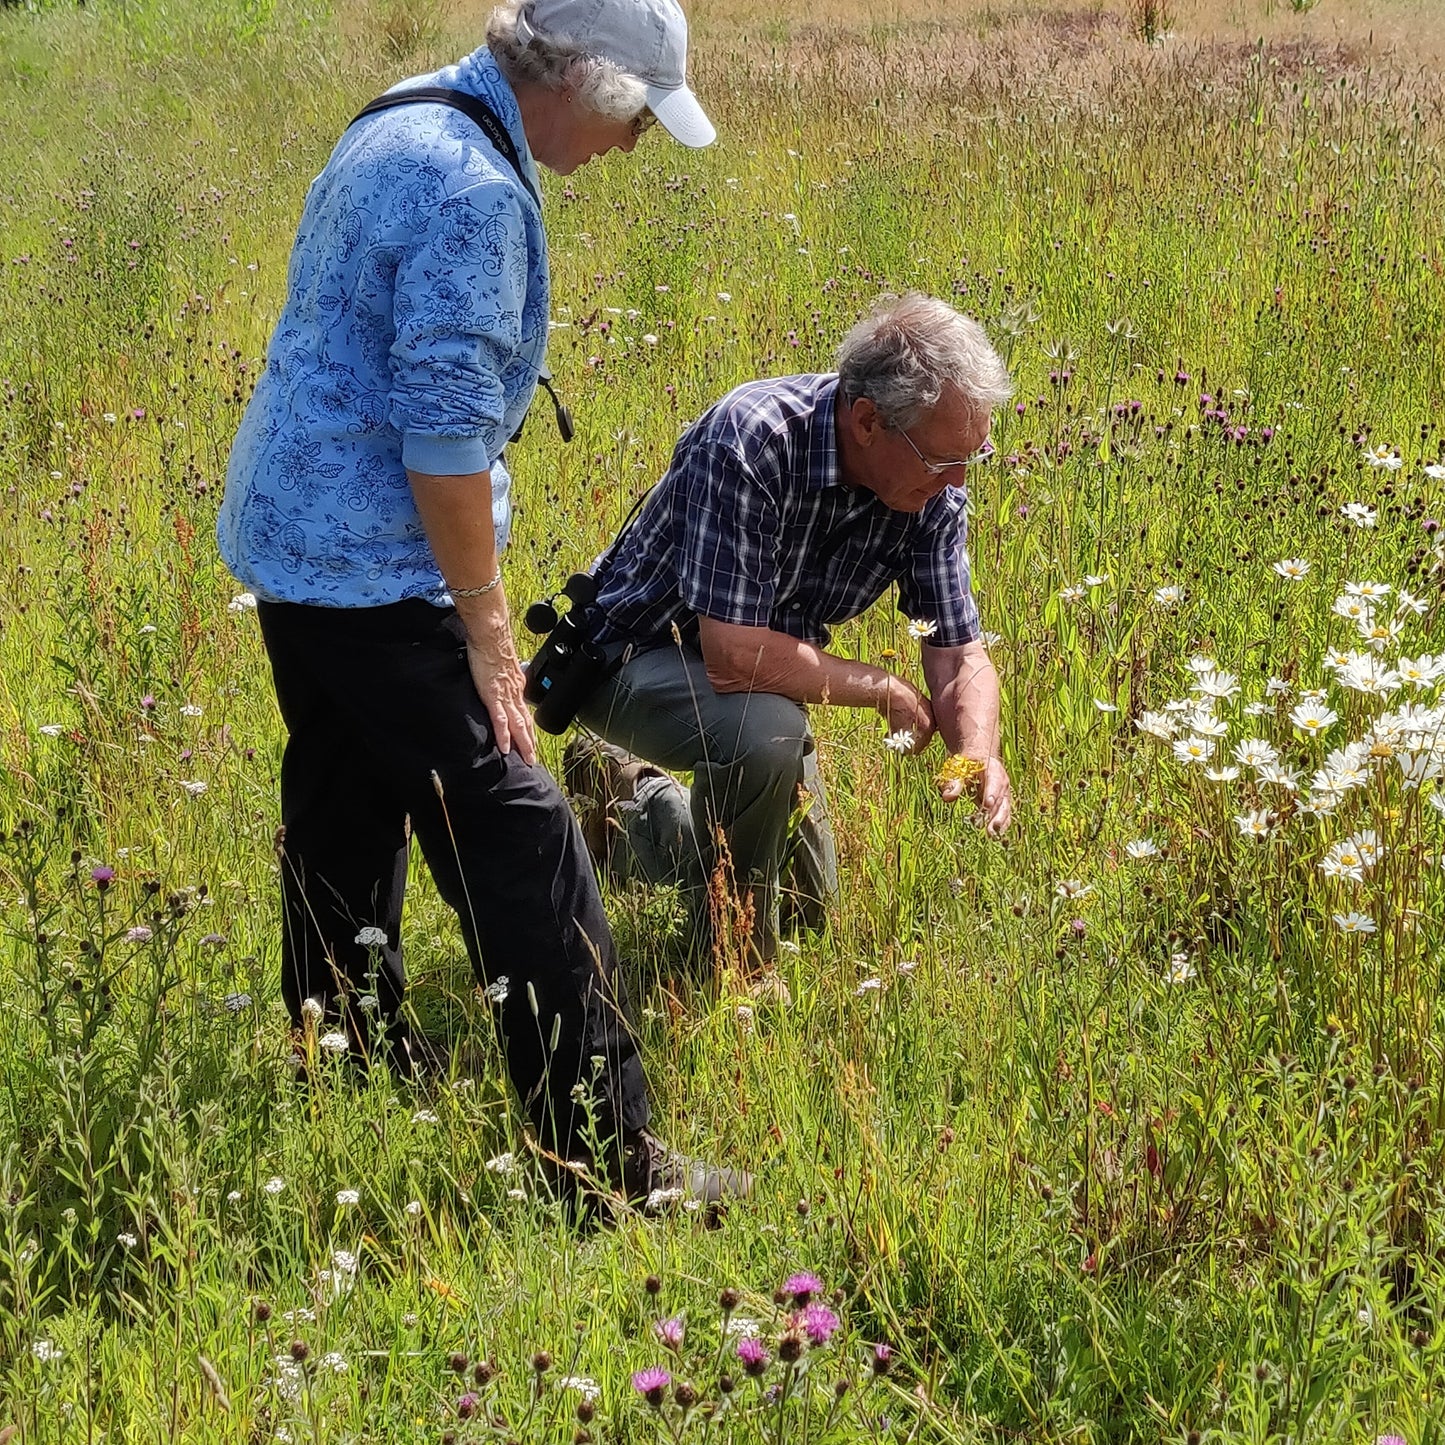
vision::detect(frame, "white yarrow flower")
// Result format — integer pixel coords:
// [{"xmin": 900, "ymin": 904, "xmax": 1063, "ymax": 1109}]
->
[
  {"xmin": 354, "ymin": 926, "xmax": 387, "ymax": 947},
  {"xmin": 558, "ymin": 1375, "xmax": 602, "ymax": 1402},
  {"xmin": 335, "ymin": 1189, "xmax": 360, "ymax": 1207},
  {"xmin": 318, "ymin": 1031, "xmax": 349, "ymax": 1054},
  {"xmin": 263, "ymin": 1176, "xmax": 286, "ymax": 1196},
  {"xmin": 228, "ymin": 592, "xmax": 258, "ymax": 612}
]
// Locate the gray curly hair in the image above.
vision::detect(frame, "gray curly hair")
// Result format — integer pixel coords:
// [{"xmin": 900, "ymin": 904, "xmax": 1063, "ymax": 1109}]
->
[
  {"xmin": 487, "ymin": 1, "xmax": 650, "ymax": 122},
  {"xmin": 836, "ymin": 293, "xmax": 1013, "ymax": 429}
]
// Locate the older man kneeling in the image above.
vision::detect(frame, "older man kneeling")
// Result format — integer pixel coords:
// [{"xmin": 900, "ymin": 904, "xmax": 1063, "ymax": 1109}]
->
[{"xmin": 563, "ymin": 293, "xmax": 1015, "ymax": 969}]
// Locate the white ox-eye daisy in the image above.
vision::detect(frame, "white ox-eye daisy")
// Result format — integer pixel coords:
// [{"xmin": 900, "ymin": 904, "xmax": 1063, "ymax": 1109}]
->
[
  {"xmin": 1172, "ymin": 736, "xmax": 1215, "ymax": 765},
  {"xmin": 1272, "ymin": 558, "xmax": 1311, "ymax": 580}
]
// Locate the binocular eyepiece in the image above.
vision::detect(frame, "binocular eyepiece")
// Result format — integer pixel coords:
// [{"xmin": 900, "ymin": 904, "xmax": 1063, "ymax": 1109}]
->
[
  {"xmin": 524, "ymin": 571, "xmax": 598, "ymax": 636},
  {"xmin": 522, "ymin": 572, "xmax": 609, "ymax": 734}
]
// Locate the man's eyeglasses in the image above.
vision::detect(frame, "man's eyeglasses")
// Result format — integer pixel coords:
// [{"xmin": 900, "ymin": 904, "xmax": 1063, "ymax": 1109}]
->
[
  {"xmin": 629, "ymin": 108, "xmax": 658, "ymax": 139},
  {"xmin": 895, "ymin": 426, "xmax": 993, "ymax": 477}
]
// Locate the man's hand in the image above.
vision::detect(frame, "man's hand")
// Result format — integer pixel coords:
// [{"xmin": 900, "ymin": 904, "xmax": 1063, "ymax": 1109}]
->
[
  {"xmin": 461, "ymin": 590, "xmax": 537, "ymax": 767},
  {"xmin": 938, "ymin": 755, "xmax": 1012, "ymax": 835},
  {"xmin": 879, "ymin": 674, "xmax": 936, "ymax": 753}
]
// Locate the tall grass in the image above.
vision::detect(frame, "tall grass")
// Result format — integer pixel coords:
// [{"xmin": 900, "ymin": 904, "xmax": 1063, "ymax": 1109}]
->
[{"xmin": 2, "ymin": 0, "xmax": 1444, "ymax": 1438}]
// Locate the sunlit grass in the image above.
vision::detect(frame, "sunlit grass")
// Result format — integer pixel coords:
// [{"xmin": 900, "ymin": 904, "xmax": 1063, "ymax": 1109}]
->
[{"xmin": 2, "ymin": 0, "xmax": 1444, "ymax": 1438}]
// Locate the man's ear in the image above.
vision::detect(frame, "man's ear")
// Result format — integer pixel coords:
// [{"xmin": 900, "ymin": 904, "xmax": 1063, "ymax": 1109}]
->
[{"xmin": 847, "ymin": 395, "xmax": 883, "ymax": 448}]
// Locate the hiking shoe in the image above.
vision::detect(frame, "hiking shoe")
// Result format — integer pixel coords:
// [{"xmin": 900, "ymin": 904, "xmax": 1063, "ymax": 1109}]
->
[
  {"xmin": 623, "ymin": 1130, "xmax": 752, "ymax": 1212},
  {"xmin": 562, "ymin": 733, "xmax": 666, "ymax": 872}
]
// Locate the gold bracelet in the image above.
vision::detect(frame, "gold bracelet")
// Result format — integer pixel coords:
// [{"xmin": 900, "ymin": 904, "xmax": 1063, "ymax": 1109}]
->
[{"xmin": 450, "ymin": 571, "xmax": 503, "ymax": 599}]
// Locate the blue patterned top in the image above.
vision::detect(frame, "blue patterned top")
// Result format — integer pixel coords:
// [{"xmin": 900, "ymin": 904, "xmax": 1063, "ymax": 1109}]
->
[
  {"xmin": 591, "ymin": 374, "xmax": 982, "ymax": 649},
  {"xmin": 217, "ymin": 47, "xmax": 549, "ymax": 606}
]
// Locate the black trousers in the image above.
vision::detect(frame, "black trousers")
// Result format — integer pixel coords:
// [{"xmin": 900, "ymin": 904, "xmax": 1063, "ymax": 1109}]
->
[{"xmin": 257, "ymin": 598, "xmax": 650, "ymax": 1159}]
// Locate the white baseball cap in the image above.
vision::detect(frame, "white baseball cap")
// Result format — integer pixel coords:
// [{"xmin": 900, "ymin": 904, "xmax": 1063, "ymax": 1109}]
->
[{"xmin": 514, "ymin": 0, "xmax": 715, "ymax": 148}]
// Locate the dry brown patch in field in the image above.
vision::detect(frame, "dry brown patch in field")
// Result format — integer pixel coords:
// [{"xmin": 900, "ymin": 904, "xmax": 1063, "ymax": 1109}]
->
[
  {"xmin": 689, "ymin": 16, "xmax": 1444, "ymax": 134},
  {"xmin": 685, "ymin": 0, "xmax": 1445, "ymax": 59}
]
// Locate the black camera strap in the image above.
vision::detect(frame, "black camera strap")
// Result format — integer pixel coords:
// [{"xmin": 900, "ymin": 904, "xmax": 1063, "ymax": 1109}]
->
[
  {"xmin": 349, "ymin": 86, "xmax": 539, "ymax": 209},
  {"xmin": 348, "ymin": 86, "xmax": 573, "ymax": 445}
]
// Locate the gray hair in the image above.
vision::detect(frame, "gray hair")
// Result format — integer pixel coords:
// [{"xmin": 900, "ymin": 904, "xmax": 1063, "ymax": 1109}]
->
[
  {"xmin": 836, "ymin": 293, "xmax": 1013, "ymax": 429},
  {"xmin": 487, "ymin": 1, "xmax": 649, "ymax": 122}
]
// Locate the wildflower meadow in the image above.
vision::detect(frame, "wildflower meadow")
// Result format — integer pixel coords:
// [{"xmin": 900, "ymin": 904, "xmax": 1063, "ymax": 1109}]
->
[{"xmin": 2, "ymin": 0, "xmax": 1445, "ymax": 1438}]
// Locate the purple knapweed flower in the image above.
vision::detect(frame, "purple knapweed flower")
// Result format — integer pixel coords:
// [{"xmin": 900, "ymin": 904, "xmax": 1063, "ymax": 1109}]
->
[
  {"xmin": 91, "ymin": 866, "xmax": 114, "ymax": 888},
  {"xmin": 632, "ymin": 1366, "xmax": 671, "ymax": 1406},
  {"xmin": 655, "ymin": 1316, "xmax": 684, "ymax": 1350},
  {"xmin": 736, "ymin": 1337, "xmax": 769, "ymax": 1375},
  {"xmin": 871, "ymin": 1343, "xmax": 894, "ymax": 1374},
  {"xmin": 797, "ymin": 1303, "xmax": 840, "ymax": 1347},
  {"xmin": 782, "ymin": 1272, "xmax": 824, "ymax": 1305},
  {"xmin": 456, "ymin": 1392, "xmax": 478, "ymax": 1419},
  {"xmin": 1375, "ymin": 1437, "xmax": 1405, "ymax": 1445},
  {"xmin": 141, "ymin": 695, "xmax": 156, "ymax": 711}
]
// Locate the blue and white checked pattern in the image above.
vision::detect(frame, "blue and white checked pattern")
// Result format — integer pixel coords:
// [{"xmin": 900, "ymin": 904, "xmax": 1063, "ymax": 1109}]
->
[{"xmin": 591, "ymin": 374, "xmax": 982, "ymax": 649}]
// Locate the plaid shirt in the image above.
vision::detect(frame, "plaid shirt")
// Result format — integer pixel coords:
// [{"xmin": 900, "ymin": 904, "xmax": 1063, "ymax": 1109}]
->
[{"xmin": 591, "ymin": 374, "xmax": 982, "ymax": 650}]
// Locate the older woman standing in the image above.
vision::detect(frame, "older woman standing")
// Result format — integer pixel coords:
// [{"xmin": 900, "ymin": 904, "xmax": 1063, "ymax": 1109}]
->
[{"xmin": 218, "ymin": 0, "xmax": 739, "ymax": 1205}]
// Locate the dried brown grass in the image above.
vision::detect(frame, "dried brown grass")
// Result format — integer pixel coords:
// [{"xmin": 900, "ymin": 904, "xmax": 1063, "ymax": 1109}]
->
[
  {"xmin": 419, "ymin": 0, "xmax": 1445, "ymax": 135},
  {"xmin": 681, "ymin": 17, "xmax": 1445, "ymax": 142}
]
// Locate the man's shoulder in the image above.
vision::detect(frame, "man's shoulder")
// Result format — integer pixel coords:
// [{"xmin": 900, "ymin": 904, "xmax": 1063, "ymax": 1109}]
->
[{"xmin": 693, "ymin": 373, "xmax": 835, "ymax": 462}]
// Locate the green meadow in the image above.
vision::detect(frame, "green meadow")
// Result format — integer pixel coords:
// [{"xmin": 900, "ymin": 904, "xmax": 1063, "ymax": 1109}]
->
[{"xmin": 2, "ymin": 0, "xmax": 1445, "ymax": 1437}]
